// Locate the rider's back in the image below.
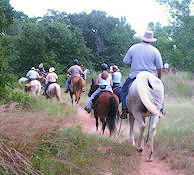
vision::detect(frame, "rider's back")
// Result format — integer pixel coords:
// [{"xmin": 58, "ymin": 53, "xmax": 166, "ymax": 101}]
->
[{"xmin": 68, "ymin": 65, "xmax": 82, "ymax": 77}]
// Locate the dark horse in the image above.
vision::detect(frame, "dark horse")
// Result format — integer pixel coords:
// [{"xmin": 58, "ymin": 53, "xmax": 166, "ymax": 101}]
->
[
  {"xmin": 70, "ymin": 76, "xmax": 85, "ymax": 105},
  {"xmin": 88, "ymin": 79, "xmax": 119, "ymax": 136}
]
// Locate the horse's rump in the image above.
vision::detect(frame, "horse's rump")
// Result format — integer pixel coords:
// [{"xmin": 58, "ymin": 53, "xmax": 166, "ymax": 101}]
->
[
  {"xmin": 70, "ymin": 76, "xmax": 85, "ymax": 93},
  {"xmin": 94, "ymin": 91, "xmax": 119, "ymax": 115},
  {"xmin": 127, "ymin": 71, "xmax": 164, "ymax": 117},
  {"xmin": 93, "ymin": 91, "xmax": 119, "ymax": 135}
]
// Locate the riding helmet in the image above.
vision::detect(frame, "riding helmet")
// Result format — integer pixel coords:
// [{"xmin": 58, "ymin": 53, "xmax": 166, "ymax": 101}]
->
[
  {"xmin": 101, "ymin": 63, "xmax": 109, "ymax": 71},
  {"xmin": 74, "ymin": 59, "xmax": 79, "ymax": 65}
]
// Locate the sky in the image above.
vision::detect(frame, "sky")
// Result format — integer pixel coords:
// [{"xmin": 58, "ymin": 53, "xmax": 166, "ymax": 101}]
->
[{"xmin": 10, "ymin": 0, "xmax": 171, "ymax": 36}]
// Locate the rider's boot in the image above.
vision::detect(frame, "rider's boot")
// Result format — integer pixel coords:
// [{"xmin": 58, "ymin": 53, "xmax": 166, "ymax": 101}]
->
[
  {"xmin": 64, "ymin": 89, "xmax": 69, "ymax": 93},
  {"xmin": 120, "ymin": 108, "xmax": 128, "ymax": 119}
]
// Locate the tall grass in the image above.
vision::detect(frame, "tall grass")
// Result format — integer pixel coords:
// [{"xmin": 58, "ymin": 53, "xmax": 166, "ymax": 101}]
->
[{"xmin": 154, "ymin": 72, "xmax": 194, "ymax": 175}]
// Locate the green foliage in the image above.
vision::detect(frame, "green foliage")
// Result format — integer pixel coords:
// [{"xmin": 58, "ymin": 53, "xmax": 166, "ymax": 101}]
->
[{"xmin": 0, "ymin": 0, "xmax": 14, "ymax": 32}]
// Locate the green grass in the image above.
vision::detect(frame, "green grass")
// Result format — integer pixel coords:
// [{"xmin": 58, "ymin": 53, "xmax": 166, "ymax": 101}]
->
[
  {"xmin": 155, "ymin": 98, "xmax": 194, "ymax": 175},
  {"xmin": 31, "ymin": 126, "xmax": 139, "ymax": 175}
]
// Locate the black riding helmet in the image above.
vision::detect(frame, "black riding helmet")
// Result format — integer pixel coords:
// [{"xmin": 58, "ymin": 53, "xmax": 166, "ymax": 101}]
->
[
  {"xmin": 101, "ymin": 63, "xmax": 109, "ymax": 71},
  {"xmin": 74, "ymin": 59, "xmax": 79, "ymax": 65}
]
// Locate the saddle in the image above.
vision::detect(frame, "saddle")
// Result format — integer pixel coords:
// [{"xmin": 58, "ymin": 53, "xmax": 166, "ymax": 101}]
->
[{"xmin": 92, "ymin": 91, "xmax": 113, "ymax": 105}]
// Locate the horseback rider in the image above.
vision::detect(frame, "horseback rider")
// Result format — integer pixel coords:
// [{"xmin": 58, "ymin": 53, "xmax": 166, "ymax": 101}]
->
[
  {"xmin": 111, "ymin": 65, "xmax": 122, "ymax": 89},
  {"xmin": 65, "ymin": 59, "xmax": 83, "ymax": 93},
  {"xmin": 120, "ymin": 30, "xmax": 164, "ymax": 119},
  {"xmin": 43, "ymin": 67, "xmax": 58, "ymax": 95},
  {"xmin": 38, "ymin": 63, "xmax": 47, "ymax": 77},
  {"xmin": 85, "ymin": 63, "xmax": 113, "ymax": 113},
  {"xmin": 26, "ymin": 67, "xmax": 40, "ymax": 82}
]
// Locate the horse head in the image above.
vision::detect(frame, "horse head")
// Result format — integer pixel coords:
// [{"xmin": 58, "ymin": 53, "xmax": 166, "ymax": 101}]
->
[{"xmin": 88, "ymin": 78, "xmax": 99, "ymax": 97}]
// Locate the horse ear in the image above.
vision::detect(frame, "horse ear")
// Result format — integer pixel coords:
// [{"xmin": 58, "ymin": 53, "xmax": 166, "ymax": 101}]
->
[{"xmin": 92, "ymin": 78, "xmax": 94, "ymax": 83}]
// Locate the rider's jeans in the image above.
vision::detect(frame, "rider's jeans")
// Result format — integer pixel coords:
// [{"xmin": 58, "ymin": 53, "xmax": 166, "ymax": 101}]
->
[
  {"xmin": 65, "ymin": 77, "xmax": 72, "ymax": 90},
  {"xmin": 86, "ymin": 86, "xmax": 113, "ymax": 109},
  {"xmin": 121, "ymin": 77, "xmax": 136, "ymax": 109}
]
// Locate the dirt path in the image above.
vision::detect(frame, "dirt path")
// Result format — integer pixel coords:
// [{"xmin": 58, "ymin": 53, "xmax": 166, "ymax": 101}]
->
[{"xmin": 76, "ymin": 106, "xmax": 176, "ymax": 175}]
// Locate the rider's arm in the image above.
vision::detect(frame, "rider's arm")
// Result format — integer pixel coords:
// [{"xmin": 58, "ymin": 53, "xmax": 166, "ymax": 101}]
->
[
  {"xmin": 157, "ymin": 68, "xmax": 162, "ymax": 79},
  {"xmin": 95, "ymin": 75, "xmax": 99, "ymax": 85},
  {"xmin": 26, "ymin": 71, "xmax": 30, "ymax": 77},
  {"xmin": 110, "ymin": 75, "xmax": 113, "ymax": 87}
]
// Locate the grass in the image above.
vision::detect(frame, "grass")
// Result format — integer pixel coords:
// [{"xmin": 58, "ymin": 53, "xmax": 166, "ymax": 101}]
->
[
  {"xmin": 31, "ymin": 126, "xmax": 139, "ymax": 175},
  {"xmin": 155, "ymin": 97, "xmax": 194, "ymax": 175},
  {"xmin": 0, "ymin": 71, "xmax": 194, "ymax": 174}
]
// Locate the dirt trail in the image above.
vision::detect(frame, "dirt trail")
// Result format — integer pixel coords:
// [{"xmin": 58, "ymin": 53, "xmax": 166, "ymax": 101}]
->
[{"xmin": 76, "ymin": 106, "xmax": 176, "ymax": 175}]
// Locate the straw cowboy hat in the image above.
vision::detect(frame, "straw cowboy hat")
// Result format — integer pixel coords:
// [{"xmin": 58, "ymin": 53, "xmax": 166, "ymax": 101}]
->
[
  {"xmin": 49, "ymin": 67, "xmax": 55, "ymax": 73},
  {"xmin": 141, "ymin": 30, "xmax": 157, "ymax": 42},
  {"xmin": 39, "ymin": 63, "xmax": 43, "ymax": 68},
  {"xmin": 31, "ymin": 67, "xmax": 35, "ymax": 70},
  {"xmin": 113, "ymin": 65, "xmax": 120, "ymax": 71}
]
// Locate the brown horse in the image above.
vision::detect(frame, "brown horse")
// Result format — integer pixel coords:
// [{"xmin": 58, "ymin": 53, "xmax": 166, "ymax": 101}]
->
[
  {"xmin": 88, "ymin": 79, "xmax": 119, "ymax": 136},
  {"xmin": 69, "ymin": 76, "xmax": 85, "ymax": 104}
]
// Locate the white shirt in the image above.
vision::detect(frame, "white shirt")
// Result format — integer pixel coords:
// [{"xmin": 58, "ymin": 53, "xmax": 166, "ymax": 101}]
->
[{"xmin": 46, "ymin": 72, "xmax": 58, "ymax": 82}]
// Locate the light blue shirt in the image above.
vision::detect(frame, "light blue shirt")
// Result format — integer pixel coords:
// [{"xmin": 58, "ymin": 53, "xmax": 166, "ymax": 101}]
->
[
  {"xmin": 112, "ymin": 72, "xmax": 122, "ymax": 83},
  {"xmin": 26, "ymin": 70, "xmax": 39, "ymax": 79},
  {"xmin": 123, "ymin": 42, "xmax": 163, "ymax": 78}
]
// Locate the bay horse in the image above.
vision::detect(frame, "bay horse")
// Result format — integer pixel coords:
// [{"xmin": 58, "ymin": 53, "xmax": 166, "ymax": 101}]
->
[
  {"xmin": 126, "ymin": 71, "xmax": 164, "ymax": 161},
  {"xmin": 69, "ymin": 76, "xmax": 85, "ymax": 105},
  {"xmin": 88, "ymin": 79, "xmax": 119, "ymax": 136},
  {"xmin": 46, "ymin": 83, "xmax": 63, "ymax": 103}
]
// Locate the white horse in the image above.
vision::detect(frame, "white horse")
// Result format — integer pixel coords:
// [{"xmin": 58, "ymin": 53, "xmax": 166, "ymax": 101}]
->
[
  {"xmin": 18, "ymin": 77, "xmax": 28, "ymax": 89},
  {"xmin": 126, "ymin": 71, "xmax": 164, "ymax": 162},
  {"xmin": 46, "ymin": 83, "xmax": 63, "ymax": 103},
  {"xmin": 25, "ymin": 80, "xmax": 41, "ymax": 96}
]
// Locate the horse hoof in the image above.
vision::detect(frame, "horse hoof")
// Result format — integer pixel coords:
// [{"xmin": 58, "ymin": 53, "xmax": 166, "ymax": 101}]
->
[
  {"xmin": 136, "ymin": 147, "xmax": 143, "ymax": 152},
  {"xmin": 146, "ymin": 157, "xmax": 153, "ymax": 162}
]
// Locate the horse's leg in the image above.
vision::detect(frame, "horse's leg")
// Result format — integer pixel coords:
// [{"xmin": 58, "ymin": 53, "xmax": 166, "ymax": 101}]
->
[
  {"xmin": 129, "ymin": 115, "xmax": 135, "ymax": 146},
  {"xmin": 101, "ymin": 117, "xmax": 106, "ymax": 134},
  {"xmin": 147, "ymin": 114, "xmax": 159, "ymax": 162},
  {"xmin": 94, "ymin": 111, "xmax": 99, "ymax": 131},
  {"xmin": 135, "ymin": 112, "xmax": 146, "ymax": 152},
  {"xmin": 70, "ymin": 92, "xmax": 73, "ymax": 105}
]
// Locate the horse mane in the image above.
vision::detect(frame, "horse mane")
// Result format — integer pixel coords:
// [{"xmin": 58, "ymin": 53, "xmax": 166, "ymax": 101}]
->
[
  {"xmin": 101, "ymin": 71, "xmax": 109, "ymax": 79},
  {"xmin": 136, "ymin": 71, "xmax": 164, "ymax": 117}
]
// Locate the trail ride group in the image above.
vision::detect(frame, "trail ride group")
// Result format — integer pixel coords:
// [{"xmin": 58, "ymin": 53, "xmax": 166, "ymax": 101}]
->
[{"xmin": 18, "ymin": 30, "xmax": 172, "ymax": 162}]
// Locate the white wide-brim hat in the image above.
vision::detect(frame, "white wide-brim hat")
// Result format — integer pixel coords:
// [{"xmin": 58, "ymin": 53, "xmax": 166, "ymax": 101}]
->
[
  {"xmin": 113, "ymin": 65, "xmax": 120, "ymax": 71},
  {"xmin": 49, "ymin": 67, "xmax": 55, "ymax": 72},
  {"xmin": 31, "ymin": 67, "xmax": 35, "ymax": 70},
  {"xmin": 141, "ymin": 30, "xmax": 157, "ymax": 42}
]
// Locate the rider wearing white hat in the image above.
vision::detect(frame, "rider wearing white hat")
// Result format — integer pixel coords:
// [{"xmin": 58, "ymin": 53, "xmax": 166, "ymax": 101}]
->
[
  {"xmin": 26, "ymin": 67, "xmax": 39, "ymax": 82},
  {"xmin": 120, "ymin": 30, "xmax": 164, "ymax": 119},
  {"xmin": 43, "ymin": 67, "xmax": 58, "ymax": 95}
]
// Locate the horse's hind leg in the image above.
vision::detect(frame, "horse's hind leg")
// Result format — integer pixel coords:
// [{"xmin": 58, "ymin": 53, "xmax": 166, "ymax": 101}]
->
[
  {"xmin": 147, "ymin": 114, "xmax": 159, "ymax": 162},
  {"xmin": 70, "ymin": 93, "xmax": 73, "ymax": 105},
  {"xmin": 129, "ymin": 115, "xmax": 135, "ymax": 146},
  {"xmin": 101, "ymin": 118, "xmax": 106, "ymax": 134},
  {"xmin": 95, "ymin": 116, "xmax": 99, "ymax": 131},
  {"xmin": 135, "ymin": 112, "xmax": 146, "ymax": 152}
]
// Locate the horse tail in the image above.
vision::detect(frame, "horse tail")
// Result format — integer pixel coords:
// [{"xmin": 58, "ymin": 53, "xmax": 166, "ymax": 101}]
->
[
  {"xmin": 55, "ymin": 84, "xmax": 62, "ymax": 102},
  {"xmin": 136, "ymin": 72, "xmax": 163, "ymax": 117},
  {"xmin": 106, "ymin": 96, "xmax": 117, "ymax": 135}
]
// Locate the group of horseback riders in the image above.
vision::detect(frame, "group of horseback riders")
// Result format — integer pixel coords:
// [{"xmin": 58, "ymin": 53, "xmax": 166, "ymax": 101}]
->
[
  {"xmin": 25, "ymin": 64, "xmax": 58, "ymax": 95},
  {"xmin": 25, "ymin": 59, "xmax": 86, "ymax": 96},
  {"xmin": 85, "ymin": 30, "xmax": 165, "ymax": 119},
  {"xmin": 25, "ymin": 30, "xmax": 165, "ymax": 119}
]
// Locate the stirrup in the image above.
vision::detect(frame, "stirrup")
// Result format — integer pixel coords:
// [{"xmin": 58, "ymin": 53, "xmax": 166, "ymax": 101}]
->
[
  {"xmin": 120, "ymin": 110, "xmax": 128, "ymax": 119},
  {"xmin": 64, "ymin": 89, "xmax": 69, "ymax": 93},
  {"xmin": 84, "ymin": 106, "xmax": 91, "ymax": 113}
]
